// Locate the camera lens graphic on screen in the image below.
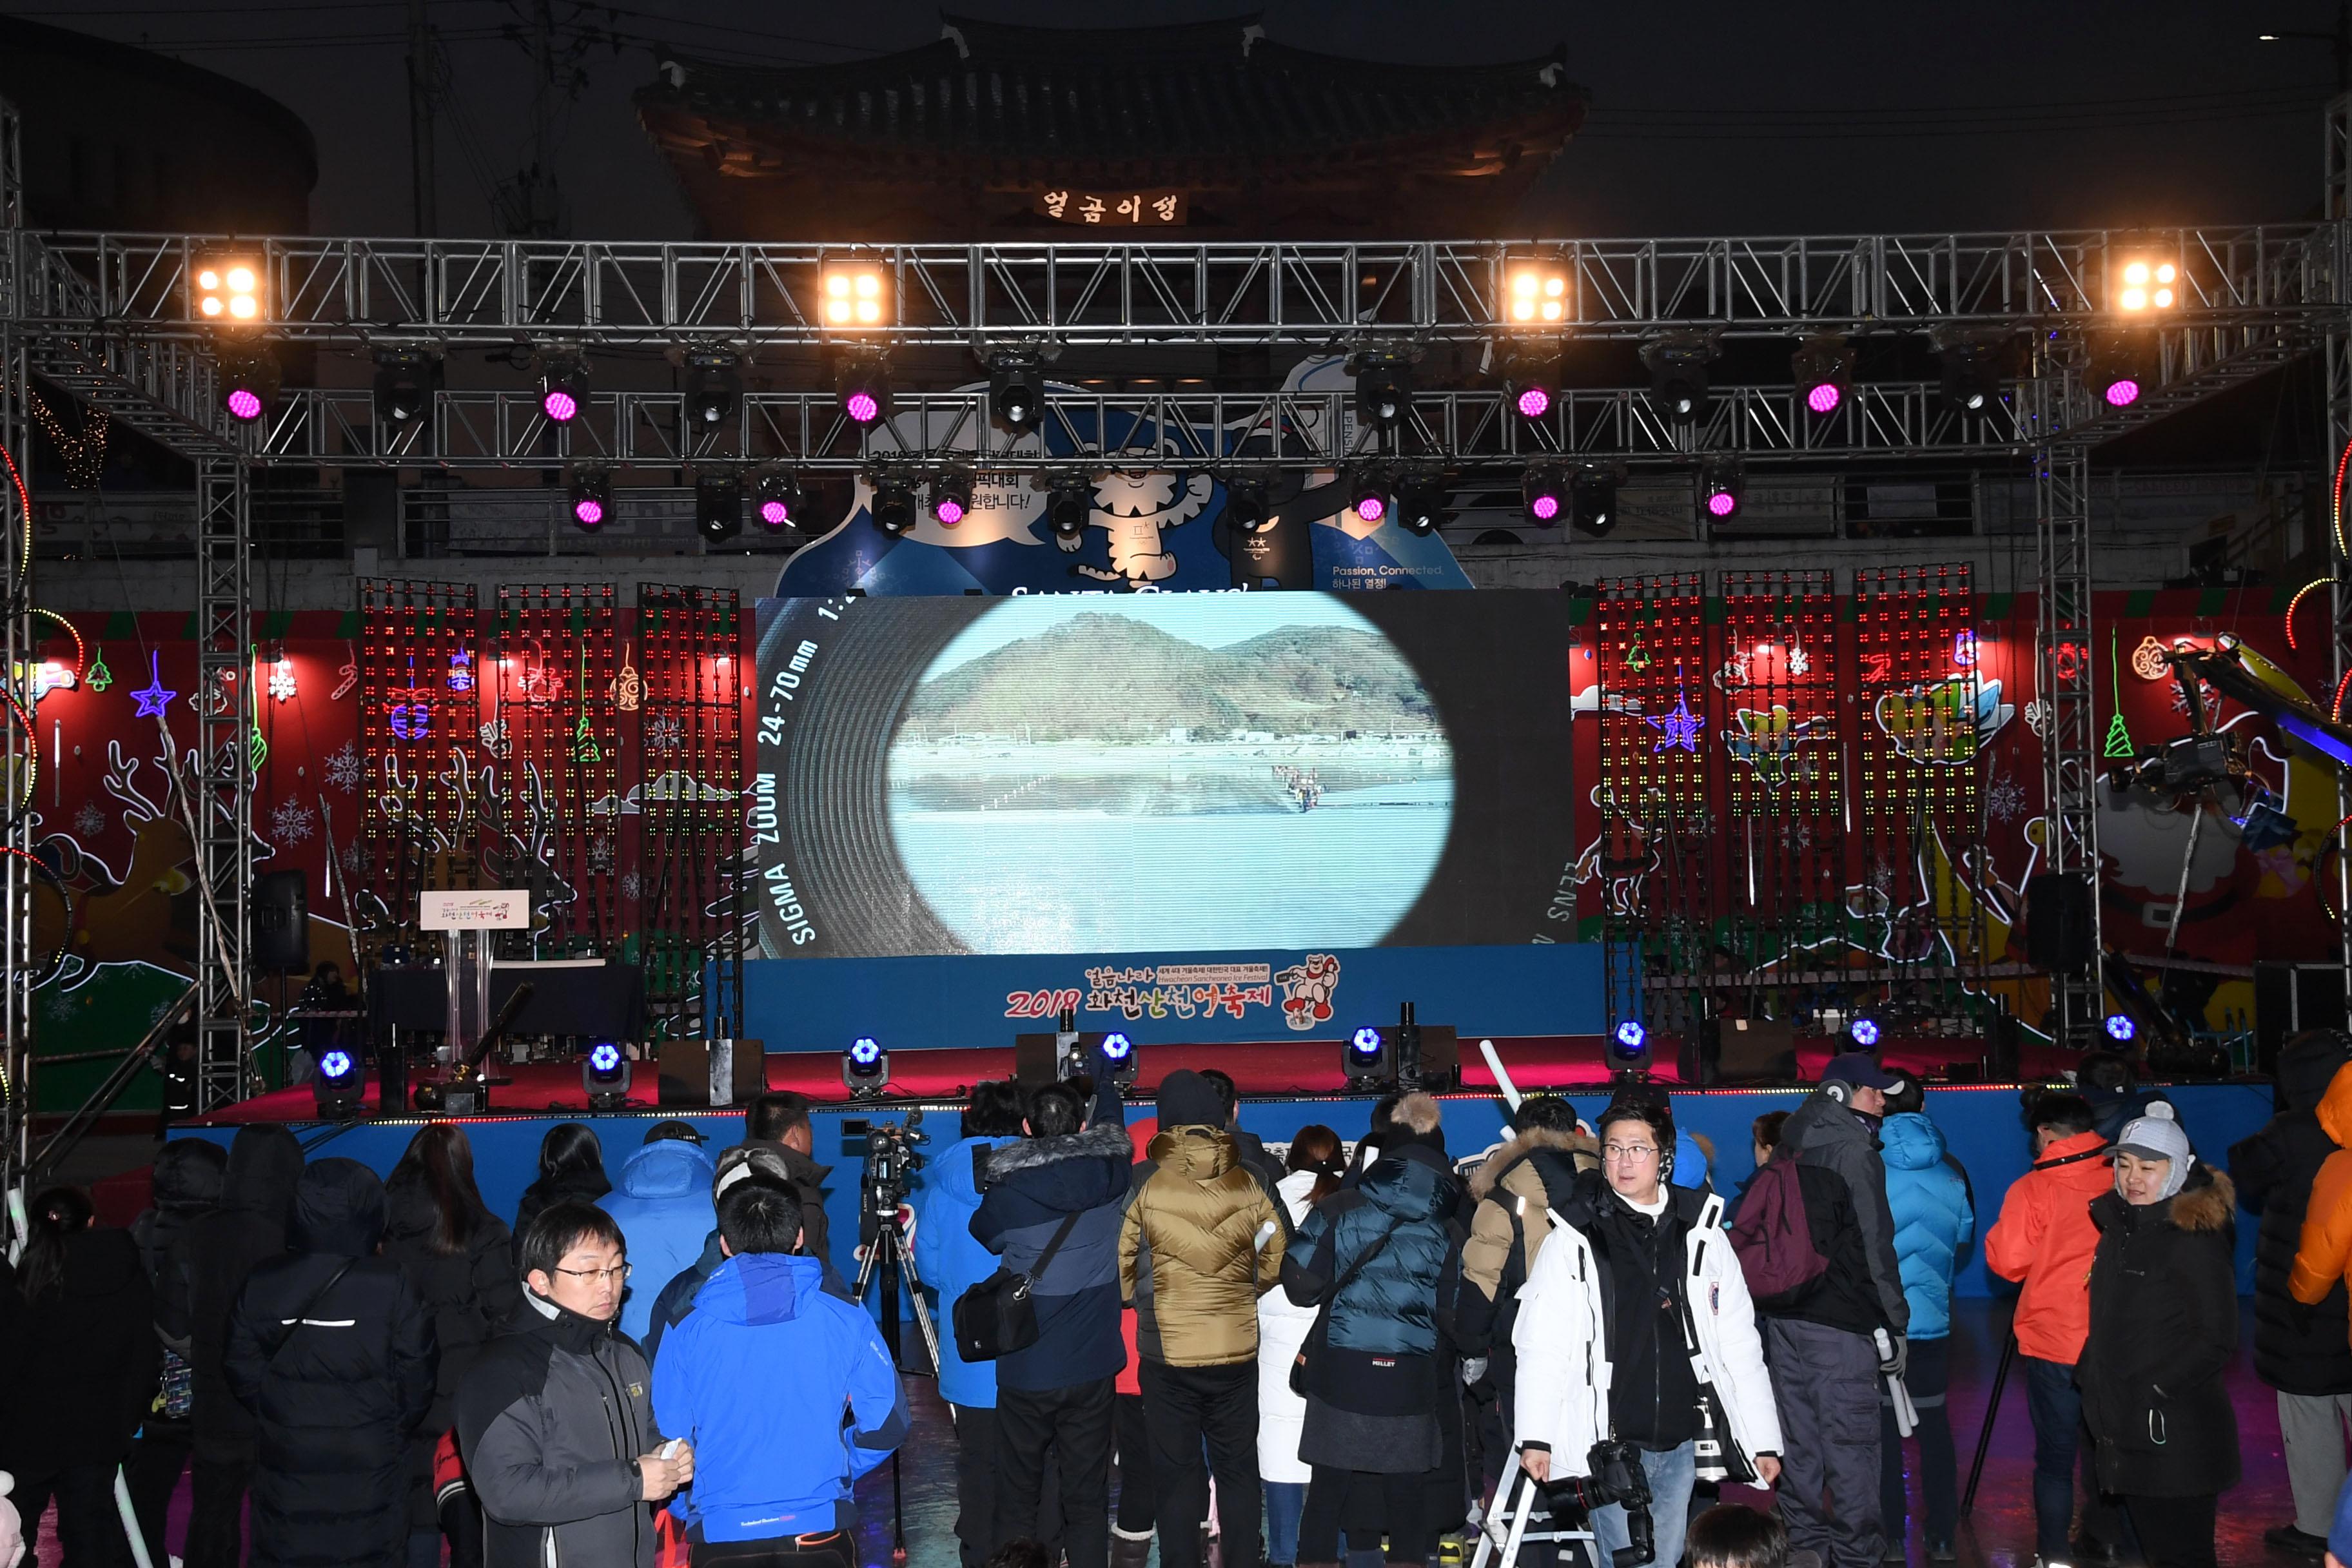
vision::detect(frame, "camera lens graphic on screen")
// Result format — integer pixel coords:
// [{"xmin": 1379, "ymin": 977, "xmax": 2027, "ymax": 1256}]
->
[{"xmin": 883, "ymin": 594, "xmax": 1455, "ymax": 954}]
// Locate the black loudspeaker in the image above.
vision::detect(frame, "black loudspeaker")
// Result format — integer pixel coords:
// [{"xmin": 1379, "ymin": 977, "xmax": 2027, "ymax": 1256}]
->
[
  {"xmin": 1985, "ymin": 1007, "xmax": 2022, "ymax": 1082},
  {"xmin": 253, "ymin": 870, "xmax": 309, "ymax": 972},
  {"xmin": 1715, "ymin": 1019, "xmax": 1800, "ymax": 1083},
  {"xmin": 2257, "ymin": 963, "xmax": 2349, "ymax": 1079},
  {"xmin": 1014, "ymin": 1032, "xmax": 1115, "ymax": 1090},
  {"xmin": 1402, "ymin": 1024, "xmax": 1460, "ymax": 1092},
  {"xmin": 2024, "ymin": 872, "xmax": 2094, "ymax": 972}
]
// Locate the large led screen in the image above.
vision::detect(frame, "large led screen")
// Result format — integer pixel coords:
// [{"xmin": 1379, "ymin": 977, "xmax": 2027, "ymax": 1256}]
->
[{"xmin": 752, "ymin": 592, "xmax": 1574, "ymax": 957}]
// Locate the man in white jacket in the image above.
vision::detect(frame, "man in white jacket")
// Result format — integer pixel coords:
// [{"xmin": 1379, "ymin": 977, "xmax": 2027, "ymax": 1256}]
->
[{"xmin": 1512, "ymin": 1100, "xmax": 1783, "ymax": 1568}]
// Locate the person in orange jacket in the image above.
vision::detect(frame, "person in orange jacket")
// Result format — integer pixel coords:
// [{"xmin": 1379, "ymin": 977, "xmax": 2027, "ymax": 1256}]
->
[
  {"xmin": 2289, "ymin": 1062, "xmax": 2352, "ymax": 1322},
  {"xmin": 1983, "ymin": 1092, "xmax": 2124, "ymax": 1568}
]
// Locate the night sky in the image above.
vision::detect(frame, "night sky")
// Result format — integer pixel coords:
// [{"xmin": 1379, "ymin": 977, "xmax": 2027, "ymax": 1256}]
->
[{"xmin": 3, "ymin": 0, "xmax": 2336, "ymax": 240}]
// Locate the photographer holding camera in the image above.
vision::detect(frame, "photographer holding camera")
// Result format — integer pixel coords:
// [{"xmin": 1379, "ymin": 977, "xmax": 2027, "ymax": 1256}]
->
[{"xmin": 1513, "ymin": 1099, "xmax": 1781, "ymax": 1568}]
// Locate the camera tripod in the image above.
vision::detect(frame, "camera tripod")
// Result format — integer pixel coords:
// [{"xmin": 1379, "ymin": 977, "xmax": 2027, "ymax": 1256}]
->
[{"xmin": 853, "ymin": 1190, "xmax": 947, "ymax": 1565}]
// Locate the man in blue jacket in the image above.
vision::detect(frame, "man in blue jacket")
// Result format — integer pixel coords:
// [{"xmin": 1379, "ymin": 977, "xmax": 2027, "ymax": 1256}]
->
[
  {"xmin": 914, "ymin": 1079, "xmax": 1032, "ymax": 1568},
  {"xmin": 600, "ymin": 1122, "xmax": 718, "ymax": 1346},
  {"xmin": 972, "ymin": 1081, "xmax": 1133, "ymax": 1568},
  {"xmin": 1877, "ymin": 1073, "xmax": 1974, "ymax": 1562},
  {"xmin": 651, "ymin": 1181, "xmax": 907, "ymax": 1566}
]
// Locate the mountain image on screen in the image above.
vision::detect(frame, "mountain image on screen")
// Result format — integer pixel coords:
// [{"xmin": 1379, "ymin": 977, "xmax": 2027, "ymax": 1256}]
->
[{"xmin": 885, "ymin": 597, "xmax": 1455, "ymax": 954}]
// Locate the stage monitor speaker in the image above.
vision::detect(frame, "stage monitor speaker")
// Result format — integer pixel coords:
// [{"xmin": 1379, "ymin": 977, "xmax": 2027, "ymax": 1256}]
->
[
  {"xmin": 1404, "ymin": 1024, "xmax": 1459, "ymax": 1092},
  {"xmin": 1715, "ymin": 1019, "xmax": 1799, "ymax": 1083},
  {"xmin": 1014, "ymin": 1031, "xmax": 1122, "ymax": 1089},
  {"xmin": 658, "ymin": 1039, "xmax": 767, "ymax": 1107},
  {"xmin": 2256, "ymin": 963, "xmax": 2349, "ymax": 1081},
  {"xmin": 1985, "ymin": 1008, "xmax": 2022, "ymax": 1083},
  {"xmin": 2024, "ymin": 872, "xmax": 2094, "ymax": 972},
  {"xmin": 253, "ymin": 870, "xmax": 309, "ymax": 972}
]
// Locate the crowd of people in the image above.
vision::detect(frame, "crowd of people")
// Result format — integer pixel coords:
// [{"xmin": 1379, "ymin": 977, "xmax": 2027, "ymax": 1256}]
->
[{"xmin": 4, "ymin": 1039, "xmax": 2349, "ymax": 1568}]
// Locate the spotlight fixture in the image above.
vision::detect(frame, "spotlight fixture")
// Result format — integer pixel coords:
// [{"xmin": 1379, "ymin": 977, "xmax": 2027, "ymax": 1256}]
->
[
  {"xmin": 583, "ymin": 1041, "xmax": 632, "ymax": 1112},
  {"xmin": 1570, "ymin": 464, "xmax": 1620, "ymax": 538},
  {"xmin": 1641, "ymin": 335, "xmax": 1714, "ymax": 422},
  {"xmin": 1936, "ymin": 333, "xmax": 2003, "ymax": 414},
  {"xmin": 1609, "ymin": 1018, "xmax": 1650, "ymax": 1068},
  {"xmin": 756, "ymin": 470, "xmax": 807, "ymax": 532},
  {"xmin": 1792, "ymin": 333, "xmax": 1854, "ymax": 416},
  {"xmin": 1344, "ymin": 1024, "xmax": 1395, "ymax": 1089},
  {"xmin": 695, "ymin": 471, "xmax": 743, "ymax": 544},
  {"xmin": 538, "ymin": 353, "xmax": 587, "ymax": 424},
  {"xmin": 1099, "ymin": 1031, "xmax": 1139, "ymax": 1090},
  {"xmin": 1500, "ymin": 342, "xmax": 1564, "ymax": 421},
  {"xmin": 373, "ymin": 347, "xmax": 437, "ymax": 428},
  {"xmin": 1849, "ymin": 1016, "xmax": 1881, "ymax": 1049},
  {"xmin": 872, "ymin": 475, "xmax": 917, "ymax": 536},
  {"xmin": 2104, "ymin": 1012, "xmax": 2137, "ymax": 1044},
  {"xmin": 821, "ymin": 264, "xmax": 889, "ymax": 328},
  {"xmin": 842, "ymin": 1035, "xmax": 889, "ymax": 1098},
  {"xmin": 313, "ymin": 1045, "xmax": 365, "ymax": 1119},
  {"xmin": 2113, "ymin": 256, "xmax": 2180, "ymax": 313},
  {"xmin": 1700, "ymin": 454, "xmax": 1745, "ymax": 522},
  {"xmin": 989, "ymin": 351, "xmax": 1046, "ymax": 432},
  {"xmin": 931, "ymin": 467, "xmax": 975, "ymax": 527},
  {"xmin": 835, "ymin": 351, "xmax": 892, "ymax": 426},
  {"xmin": 2086, "ymin": 335, "xmax": 2146, "ymax": 409},
  {"xmin": 1047, "ymin": 474, "xmax": 1093, "ymax": 541},
  {"xmin": 1353, "ymin": 354, "xmax": 1413, "ymax": 432},
  {"xmin": 1522, "ymin": 462, "xmax": 1569, "ymax": 527},
  {"xmin": 1393, "ymin": 475, "xmax": 1448, "ymax": 536},
  {"xmin": 1348, "ymin": 466, "xmax": 1391, "ymax": 525},
  {"xmin": 683, "ymin": 353, "xmax": 741, "ymax": 428},
  {"xmin": 1222, "ymin": 473, "xmax": 1271, "ymax": 533},
  {"xmin": 1504, "ymin": 261, "xmax": 1571, "ymax": 325},
  {"xmin": 567, "ymin": 466, "xmax": 612, "ymax": 531},
  {"xmin": 217, "ymin": 344, "xmax": 281, "ymax": 424},
  {"xmin": 192, "ymin": 254, "xmax": 264, "ymax": 326}
]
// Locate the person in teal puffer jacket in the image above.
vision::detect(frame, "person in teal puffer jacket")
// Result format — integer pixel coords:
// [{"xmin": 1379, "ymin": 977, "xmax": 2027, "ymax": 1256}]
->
[{"xmin": 1878, "ymin": 1074, "xmax": 1975, "ymax": 1561}]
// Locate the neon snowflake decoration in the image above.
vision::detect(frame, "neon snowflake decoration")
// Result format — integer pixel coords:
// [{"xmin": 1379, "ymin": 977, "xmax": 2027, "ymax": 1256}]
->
[
  {"xmin": 324, "ymin": 742, "xmax": 363, "ymax": 792},
  {"xmin": 645, "ymin": 712, "xmax": 685, "ymax": 752},
  {"xmin": 268, "ymin": 660, "xmax": 296, "ymax": 703},
  {"xmin": 73, "ymin": 801, "xmax": 105, "ymax": 838},
  {"xmin": 1987, "ymin": 773, "xmax": 2028, "ymax": 823},
  {"xmin": 270, "ymin": 798, "xmax": 315, "ymax": 845}
]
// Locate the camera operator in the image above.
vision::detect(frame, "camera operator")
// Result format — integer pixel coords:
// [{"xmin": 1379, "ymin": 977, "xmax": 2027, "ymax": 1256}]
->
[{"xmin": 1513, "ymin": 1099, "xmax": 1781, "ymax": 1568}]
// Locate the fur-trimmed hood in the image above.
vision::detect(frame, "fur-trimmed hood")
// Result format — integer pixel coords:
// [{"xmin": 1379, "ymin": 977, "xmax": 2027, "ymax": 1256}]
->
[
  {"xmin": 1468, "ymin": 1126, "xmax": 1597, "ymax": 1201},
  {"xmin": 2167, "ymin": 1166, "xmax": 2236, "ymax": 1233},
  {"xmin": 984, "ymin": 1119, "xmax": 1133, "ymax": 1179}
]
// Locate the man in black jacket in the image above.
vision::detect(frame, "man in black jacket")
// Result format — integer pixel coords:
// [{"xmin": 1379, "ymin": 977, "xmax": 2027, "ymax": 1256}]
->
[
  {"xmin": 225, "ymin": 1157, "xmax": 438, "ymax": 1568},
  {"xmin": 1765, "ymin": 1054, "xmax": 1910, "ymax": 1568},
  {"xmin": 457, "ymin": 1202, "xmax": 693, "ymax": 1568},
  {"xmin": 2231, "ymin": 1028, "xmax": 2352, "ymax": 1557},
  {"xmin": 734, "ymin": 1090, "xmax": 836, "ymax": 1269},
  {"xmin": 161, "ymin": 1122, "xmax": 304, "ymax": 1568},
  {"xmin": 126, "ymin": 1137, "xmax": 226, "ymax": 1565}
]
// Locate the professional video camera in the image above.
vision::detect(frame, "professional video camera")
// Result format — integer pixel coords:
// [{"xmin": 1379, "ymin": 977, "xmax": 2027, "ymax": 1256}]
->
[
  {"xmin": 842, "ymin": 1107, "xmax": 930, "ymax": 1213},
  {"xmin": 1551, "ymin": 1438, "xmax": 1655, "ymax": 1568}
]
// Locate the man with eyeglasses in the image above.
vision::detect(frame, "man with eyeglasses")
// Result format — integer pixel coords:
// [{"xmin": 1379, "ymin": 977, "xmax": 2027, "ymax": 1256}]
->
[{"xmin": 458, "ymin": 1202, "xmax": 694, "ymax": 1568}]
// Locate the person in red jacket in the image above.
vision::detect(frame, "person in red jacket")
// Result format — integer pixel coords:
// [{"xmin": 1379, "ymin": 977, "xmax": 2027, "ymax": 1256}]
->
[{"xmin": 1983, "ymin": 1092, "xmax": 2122, "ymax": 1568}]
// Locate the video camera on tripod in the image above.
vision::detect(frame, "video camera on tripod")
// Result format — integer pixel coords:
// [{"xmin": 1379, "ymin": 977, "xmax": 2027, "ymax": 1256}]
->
[{"xmin": 843, "ymin": 1108, "xmax": 928, "ymax": 1212}]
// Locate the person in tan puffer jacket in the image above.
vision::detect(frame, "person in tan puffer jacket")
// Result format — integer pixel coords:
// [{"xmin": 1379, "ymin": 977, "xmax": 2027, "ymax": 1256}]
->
[{"xmin": 1119, "ymin": 1070, "xmax": 1285, "ymax": 1568}]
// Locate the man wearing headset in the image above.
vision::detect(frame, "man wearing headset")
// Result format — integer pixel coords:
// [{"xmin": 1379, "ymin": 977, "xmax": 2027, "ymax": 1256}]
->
[{"xmin": 1759, "ymin": 1052, "xmax": 1910, "ymax": 1568}]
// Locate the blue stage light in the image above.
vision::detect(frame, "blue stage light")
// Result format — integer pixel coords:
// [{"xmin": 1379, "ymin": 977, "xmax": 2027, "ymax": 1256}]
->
[
  {"xmin": 588, "ymin": 1042, "xmax": 623, "ymax": 1074},
  {"xmin": 2104, "ymin": 1013, "xmax": 2137, "ymax": 1043},
  {"xmin": 849, "ymin": 1036, "xmax": 882, "ymax": 1066},
  {"xmin": 1102, "ymin": 1032, "xmax": 1132, "ymax": 1060},
  {"xmin": 320, "ymin": 1049, "xmax": 353, "ymax": 1080},
  {"xmin": 1614, "ymin": 1019, "xmax": 1647, "ymax": 1052},
  {"xmin": 1850, "ymin": 1017, "xmax": 1881, "ymax": 1048},
  {"xmin": 1350, "ymin": 1026, "xmax": 1384, "ymax": 1057}
]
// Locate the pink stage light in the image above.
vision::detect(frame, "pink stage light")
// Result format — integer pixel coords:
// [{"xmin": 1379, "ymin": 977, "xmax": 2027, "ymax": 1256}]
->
[
  {"xmin": 1707, "ymin": 491, "xmax": 1738, "ymax": 518},
  {"xmin": 2103, "ymin": 378, "xmax": 2141, "ymax": 408},
  {"xmin": 573, "ymin": 498, "xmax": 605, "ymax": 527},
  {"xmin": 1806, "ymin": 382, "xmax": 1843, "ymax": 415},
  {"xmin": 542, "ymin": 388, "xmax": 578, "ymax": 423},
  {"xmin": 845, "ymin": 390, "xmax": 880, "ymax": 424},
  {"xmin": 1530, "ymin": 493, "xmax": 1560, "ymax": 522},
  {"xmin": 936, "ymin": 498, "xmax": 966, "ymax": 525},
  {"xmin": 225, "ymin": 387, "xmax": 264, "ymax": 422},
  {"xmin": 1357, "ymin": 495, "xmax": 1387, "ymax": 523},
  {"xmin": 1516, "ymin": 386, "xmax": 1552, "ymax": 418},
  {"xmin": 760, "ymin": 498, "xmax": 790, "ymax": 527}
]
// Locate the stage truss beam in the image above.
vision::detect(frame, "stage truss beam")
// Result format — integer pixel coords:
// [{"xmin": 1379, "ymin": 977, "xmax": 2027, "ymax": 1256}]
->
[
  {"xmin": 193, "ymin": 460, "xmax": 253, "ymax": 1108},
  {"xmin": 2033, "ymin": 373, "xmax": 2102, "ymax": 1049},
  {"xmin": 1, "ymin": 92, "xmax": 31, "ymax": 1215}
]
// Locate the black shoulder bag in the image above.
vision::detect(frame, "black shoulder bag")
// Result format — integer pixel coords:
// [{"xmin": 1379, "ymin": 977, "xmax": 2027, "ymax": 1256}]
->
[
  {"xmin": 954, "ymin": 1210, "xmax": 1082, "ymax": 1363},
  {"xmin": 265, "ymin": 1258, "xmax": 358, "ymax": 1366},
  {"xmin": 1289, "ymin": 1222, "xmax": 1399, "ymax": 1397}
]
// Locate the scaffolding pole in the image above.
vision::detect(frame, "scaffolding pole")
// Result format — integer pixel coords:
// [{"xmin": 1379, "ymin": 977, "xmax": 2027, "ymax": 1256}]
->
[
  {"xmin": 2033, "ymin": 351, "xmax": 2102, "ymax": 1047},
  {"xmin": 194, "ymin": 458, "xmax": 253, "ymax": 1108},
  {"xmin": 1, "ymin": 91, "xmax": 33, "ymax": 1219}
]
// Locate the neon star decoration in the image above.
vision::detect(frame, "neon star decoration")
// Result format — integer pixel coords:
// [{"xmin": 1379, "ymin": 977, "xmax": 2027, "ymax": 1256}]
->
[
  {"xmin": 131, "ymin": 652, "xmax": 176, "ymax": 718},
  {"xmin": 1644, "ymin": 667, "xmax": 1703, "ymax": 753}
]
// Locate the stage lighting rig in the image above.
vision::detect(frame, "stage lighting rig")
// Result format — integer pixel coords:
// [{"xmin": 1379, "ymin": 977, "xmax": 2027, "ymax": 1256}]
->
[
  {"xmin": 583, "ymin": 1041, "xmax": 632, "ymax": 1112},
  {"xmin": 567, "ymin": 466, "xmax": 612, "ymax": 530},
  {"xmin": 1097, "ymin": 1032, "xmax": 1139, "ymax": 1089},
  {"xmin": 695, "ymin": 471, "xmax": 743, "ymax": 544},
  {"xmin": 2112, "ymin": 255, "xmax": 2180, "ymax": 314},
  {"xmin": 1344, "ymin": 1026, "xmax": 1395, "ymax": 1090},
  {"xmin": 1394, "ymin": 474, "xmax": 1448, "ymax": 536},
  {"xmin": 1352, "ymin": 353, "xmax": 1413, "ymax": 433},
  {"xmin": 373, "ymin": 347, "xmax": 438, "ymax": 429},
  {"xmin": 1934, "ymin": 329, "xmax": 2006, "ymax": 414},
  {"xmin": 217, "ymin": 344, "xmax": 281, "ymax": 424},
  {"xmin": 2086, "ymin": 334, "xmax": 2146, "ymax": 409},
  {"xmin": 1792, "ymin": 333, "xmax": 1854, "ymax": 416},
  {"xmin": 834, "ymin": 351, "xmax": 892, "ymax": 427},
  {"xmin": 931, "ymin": 467, "xmax": 975, "ymax": 527},
  {"xmin": 1571, "ymin": 464, "xmax": 1622, "ymax": 537},
  {"xmin": 1849, "ymin": 1016, "xmax": 1881, "ymax": 1049},
  {"xmin": 1500, "ymin": 342, "xmax": 1564, "ymax": 422},
  {"xmin": 823, "ymin": 264, "xmax": 890, "ymax": 328},
  {"xmin": 1046, "ymin": 473, "xmax": 1094, "ymax": 541},
  {"xmin": 192, "ymin": 254, "xmax": 264, "ymax": 326},
  {"xmin": 756, "ymin": 469, "xmax": 807, "ymax": 533},
  {"xmin": 1504, "ymin": 260, "xmax": 1571, "ymax": 324},
  {"xmin": 537, "ymin": 351, "xmax": 588, "ymax": 424},
  {"xmin": 1700, "ymin": 455, "xmax": 1745, "ymax": 522},
  {"xmin": 2104, "ymin": 1013, "xmax": 2137, "ymax": 1044},
  {"xmin": 1641, "ymin": 334, "xmax": 1715, "ymax": 423},
  {"xmin": 1609, "ymin": 1019, "xmax": 1651, "ymax": 1071},
  {"xmin": 1522, "ymin": 462, "xmax": 1569, "ymax": 526},
  {"xmin": 989, "ymin": 351, "xmax": 1046, "ymax": 432},
  {"xmin": 313, "ymin": 1046, "xmax": 365, "ymax": 1120},
  {"xmin": 1222, "ymin": 472, "xmax": 1272, "ymax": 533},
  {"xmin": 1348, "ymin": 466, "xmax": 1391, "ymax": 525},
  {"xmin": 843, "ymin": 1035, "xmax": 890, "ymax": 1098},
  {"xmin": 872, "ymin": 474, "xmax": 917, "ymax": 536},
  {"xmin": 683, "ymin": 353, "xmax": 741, "ymax": 428}
]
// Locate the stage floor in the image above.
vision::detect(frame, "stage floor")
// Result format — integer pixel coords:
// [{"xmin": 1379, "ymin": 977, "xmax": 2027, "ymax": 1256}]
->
[{"xmin": 48, "ymin": 1298, "xmax": 2298, "ymax": 1568}]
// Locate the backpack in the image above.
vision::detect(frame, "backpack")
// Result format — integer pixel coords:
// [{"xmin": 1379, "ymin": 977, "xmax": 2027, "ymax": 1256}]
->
[{"xmin": 1726, "ymin": 1153, "xmax": 1827, "ymax": 1309}]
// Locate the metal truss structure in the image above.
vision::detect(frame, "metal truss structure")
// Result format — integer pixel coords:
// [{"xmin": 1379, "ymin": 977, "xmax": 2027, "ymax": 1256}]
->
[
  {"xmin": 2032, "ymin": 371, "xmax": 2102, "ymax": 1049},
  {"xmin": 1, "ymin": 94, "xmax": 30, "ymax": 1200},
  {"xmin": 3, "ymin": 90, "xmax": 2352, "ymax": 1173}
]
